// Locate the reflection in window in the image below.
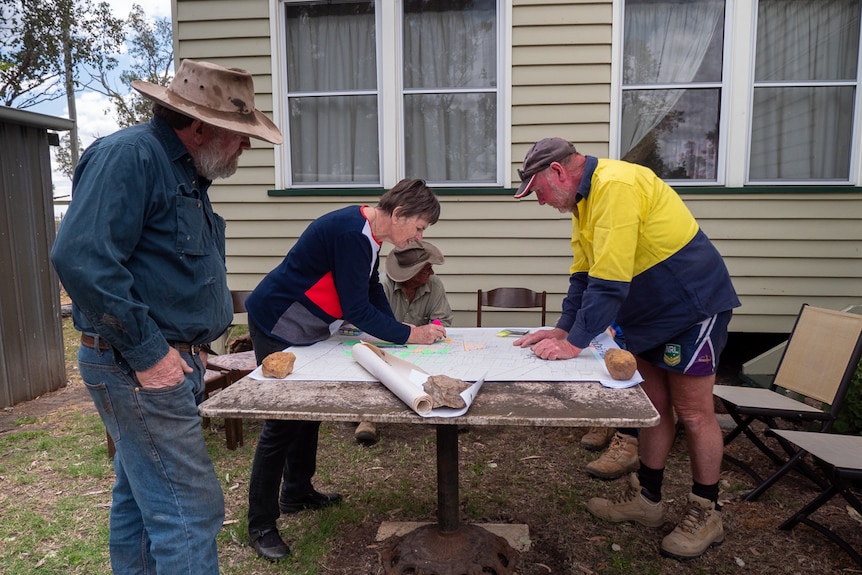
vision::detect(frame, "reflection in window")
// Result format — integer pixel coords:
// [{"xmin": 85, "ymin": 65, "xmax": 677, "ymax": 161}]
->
[
  {"xmin": 620, "ymin": 0, "xmax": 725, "ymax": 182},
  {"xmin": 622, "ymin": 89, "xmax": 719, "ymax": 180}
]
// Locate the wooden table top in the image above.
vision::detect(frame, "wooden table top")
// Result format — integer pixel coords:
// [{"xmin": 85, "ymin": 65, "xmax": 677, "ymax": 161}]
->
[{"xmin": 199, "ymin": 376, "xmax": 659, "ymax": 428}]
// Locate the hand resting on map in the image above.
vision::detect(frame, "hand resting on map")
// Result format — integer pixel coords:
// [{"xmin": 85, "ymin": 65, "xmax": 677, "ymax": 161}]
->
[{"xmin": 513, "ymin": 327, "xmax": 584, "ymax": 360}]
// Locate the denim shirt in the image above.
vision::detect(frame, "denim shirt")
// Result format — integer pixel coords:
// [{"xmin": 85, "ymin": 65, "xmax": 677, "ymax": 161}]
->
[{"xmin": 51, "ymin": 117, "xmax": 232, "ymax": 372}]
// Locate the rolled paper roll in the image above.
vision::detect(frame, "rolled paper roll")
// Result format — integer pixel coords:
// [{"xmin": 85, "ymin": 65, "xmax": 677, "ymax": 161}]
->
[{"xmin": 352, "ymin": 342, "xmax": 433, "ymax": 415}]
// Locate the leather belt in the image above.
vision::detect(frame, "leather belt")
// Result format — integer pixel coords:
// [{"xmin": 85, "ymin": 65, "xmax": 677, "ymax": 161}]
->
[
  {"xmin": 80, "ymin": 333, "xmax": 111, "ymax": 350},
  {"xmin": 80, "ymin": 334, "xmax": 205, "ymax": 355}
]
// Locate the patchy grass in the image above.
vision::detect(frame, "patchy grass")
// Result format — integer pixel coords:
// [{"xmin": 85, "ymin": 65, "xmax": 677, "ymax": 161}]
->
[{"xmin": 0, "ymin": 318, "xmax": 860, "ymax": 574}]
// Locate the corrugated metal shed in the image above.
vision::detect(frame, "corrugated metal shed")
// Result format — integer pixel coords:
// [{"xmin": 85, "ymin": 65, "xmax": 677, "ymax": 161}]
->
[{"xmin": 0, "ymin": 106, "xmax": 73, "ymax": 408}]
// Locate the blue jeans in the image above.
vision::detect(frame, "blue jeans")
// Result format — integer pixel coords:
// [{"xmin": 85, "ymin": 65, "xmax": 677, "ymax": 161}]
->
[{"xmin": 78, "ymin": 339, "xmax": 224, "ymax": 575}]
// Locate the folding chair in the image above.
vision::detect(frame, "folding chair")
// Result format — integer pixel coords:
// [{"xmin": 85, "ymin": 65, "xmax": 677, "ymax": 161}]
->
[
  {"xmin": 476, "ymin": 288, "xmax": 547, "ymax": 327},
  {"xmin": 771, "ymin": 429, "xmax": 862, "ymax": 568},
  {"xmin": 713, "ymin": 304, "xmax": 862, "ymax": 501}
]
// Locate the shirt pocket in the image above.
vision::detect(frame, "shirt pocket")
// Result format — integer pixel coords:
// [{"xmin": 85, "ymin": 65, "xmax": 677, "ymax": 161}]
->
[{"xmin": 175, "ymin": 193, "xmax": 209, "ymax": 256}]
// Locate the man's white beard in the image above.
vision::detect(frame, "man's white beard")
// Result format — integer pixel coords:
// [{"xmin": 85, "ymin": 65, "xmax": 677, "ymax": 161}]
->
[{"xmin": 196, "ymin": 132, "xmax": 239, "ymax": 180}]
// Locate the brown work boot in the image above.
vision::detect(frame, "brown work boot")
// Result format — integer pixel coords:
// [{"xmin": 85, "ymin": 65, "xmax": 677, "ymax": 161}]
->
[
  {"xmin": 585, "ymin": 433, "xmax": 639, "ymax": 479},
  {"xmin": 580, "ymin": 426, "xmax": 616, "ymax": 451},
  {"xmin": 586, "ymin": 473, "xmax": 666, "ymax": 527},
  {"xmin": 660, "ymin": 493, "xmax": 725, "ymax": 560},
  {"xmin": 355, "ymin": 421, "xmax": 377, "ymax": 444}
]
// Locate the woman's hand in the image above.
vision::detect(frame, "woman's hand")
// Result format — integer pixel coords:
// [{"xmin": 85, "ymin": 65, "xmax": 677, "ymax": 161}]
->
[{"xmin": 407, "ymin": 323, "xmax": 447, "ymax": 344}]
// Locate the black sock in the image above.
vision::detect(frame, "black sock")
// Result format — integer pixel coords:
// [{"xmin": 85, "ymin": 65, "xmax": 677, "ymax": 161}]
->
[
  {"xmin": 692, "ymin": 481, "xmax": 721, "ymax": 509},
  {"xmin": 637, "ymin": 463, "xmax": 664, "ymax": 503}
]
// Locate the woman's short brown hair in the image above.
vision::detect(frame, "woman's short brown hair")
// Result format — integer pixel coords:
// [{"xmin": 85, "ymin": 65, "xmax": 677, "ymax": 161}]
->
[{"xmin": 377, "ymin": 179, "xmax": 440, "ymax": 225}]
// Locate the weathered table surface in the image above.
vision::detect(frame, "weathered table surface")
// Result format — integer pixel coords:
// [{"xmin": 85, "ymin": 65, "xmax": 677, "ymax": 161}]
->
[
  {"xmin": 200, "ymin": 376, "xmax": 658, "ymax": 574},
  {"xmin": 198, "ymin": 377, "xmax": 660, "ymax": 428}
]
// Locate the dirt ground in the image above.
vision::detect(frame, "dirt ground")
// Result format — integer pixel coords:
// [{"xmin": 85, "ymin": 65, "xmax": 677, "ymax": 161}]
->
[{"xmin": 2, "ymin": 330, "xmax": 861, "ymax": 574}]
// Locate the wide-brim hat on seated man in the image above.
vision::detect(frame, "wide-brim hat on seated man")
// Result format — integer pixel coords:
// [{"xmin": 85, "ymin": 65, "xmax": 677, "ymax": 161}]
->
[
  {"xmin": 132, "ymin": 59, "xmax": 283, "ymax": 144},
  {"xmin": 386, "ymin": 240, "xmax": 445, "ymax": 282}
]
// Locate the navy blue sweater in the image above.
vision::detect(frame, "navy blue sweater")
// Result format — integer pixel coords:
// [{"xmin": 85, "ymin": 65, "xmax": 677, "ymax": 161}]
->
[{"xmin": 246, "ymin": 205, "xmax": 411, "ymax": 346}]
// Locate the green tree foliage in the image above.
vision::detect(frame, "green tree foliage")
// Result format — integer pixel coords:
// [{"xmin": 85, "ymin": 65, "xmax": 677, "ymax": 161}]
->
[
  {"xmin": 51, "ymin": 4, "xmax": 174, "ymax": 178},
  {"xmin": 88, "ymin": 3, "xmax": 174, "ymax": 128},
  {"xmin": 54, "ymin": 132, "xmax": 83, "ymax": 180},
  {"xmin": 0, "ymin": 0, "xmax": 124, "ymax": 108},
  {"xmin": 834, "ymin": 359, "xmax": 862, "ymax": 435}
]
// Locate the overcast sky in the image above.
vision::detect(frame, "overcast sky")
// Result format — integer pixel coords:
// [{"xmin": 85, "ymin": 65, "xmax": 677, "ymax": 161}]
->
[{"xmin": 35, "ymin": 0, "xmax": 172, "ymax": 212}]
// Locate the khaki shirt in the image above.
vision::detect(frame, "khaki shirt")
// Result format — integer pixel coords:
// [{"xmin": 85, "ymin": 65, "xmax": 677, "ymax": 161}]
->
[{"xmin": 382, "ymin": 275, "xmax": 453, "ymax": 327}]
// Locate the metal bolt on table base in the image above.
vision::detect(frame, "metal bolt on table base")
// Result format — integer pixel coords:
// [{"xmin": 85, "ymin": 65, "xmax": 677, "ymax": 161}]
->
[{"xmin": 379, "ymin": 425, "xmax": 519, "ymax": 575}]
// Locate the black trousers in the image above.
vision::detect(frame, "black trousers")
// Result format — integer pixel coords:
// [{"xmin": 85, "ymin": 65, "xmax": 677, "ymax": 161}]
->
[{"xmin": 246, "ymin": 320, "xmax": 321, "ymax": 533}]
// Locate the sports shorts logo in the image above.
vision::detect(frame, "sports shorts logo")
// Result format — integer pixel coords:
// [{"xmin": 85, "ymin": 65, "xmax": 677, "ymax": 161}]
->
[{"xmin": 664, "ymin": 344, "xmax": 681, "ymax": 367}]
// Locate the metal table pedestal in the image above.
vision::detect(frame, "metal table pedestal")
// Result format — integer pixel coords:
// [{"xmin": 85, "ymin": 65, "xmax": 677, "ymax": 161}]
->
[{"xmin": 379, "ymin": 425, "xmax": 518, "ymax": 575}]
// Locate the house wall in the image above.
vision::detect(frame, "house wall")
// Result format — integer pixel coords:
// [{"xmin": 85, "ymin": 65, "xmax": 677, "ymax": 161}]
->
[{"xmin": 174, "ymin": 0, "xmax": 862, "ymax": 334}]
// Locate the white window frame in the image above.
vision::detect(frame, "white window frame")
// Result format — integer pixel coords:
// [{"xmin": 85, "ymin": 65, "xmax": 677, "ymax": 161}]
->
[
  {"xmin": 611, "ymin": 0, "xmax": 862, "ymax": 187},
  {"xmin": 269, "ymin": 0, "xmax": 510, "ymax": 190}
]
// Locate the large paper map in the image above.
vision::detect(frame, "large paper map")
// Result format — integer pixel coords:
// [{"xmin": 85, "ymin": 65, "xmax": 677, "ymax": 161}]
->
[{"xmin": 249, "ymin": 328, "xmax": 642, "ymax": 389}]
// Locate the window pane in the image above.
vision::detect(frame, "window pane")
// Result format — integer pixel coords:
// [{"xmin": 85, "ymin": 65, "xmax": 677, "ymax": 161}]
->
[
  {"xmin": 403, "ymin": 0, "xmax": 496, "ymax": 90},
  {"xmin": 284, "ymin": 1, "xmax": 378, "ymax": 186},
  {"xmin": 756, "ymin": 0, "xmax": 860, "ymax": 82},
  {"xmin": 750, "ymin": 86, "xmax": 854, "ymax": 180},
  {"xmin": 404, "ymin": 93, "xmax": 496, "ymax": 183},
  {"xmin": 285, "ymin": 1, "xmax": 376, "ymax": 92},
  {"xmin": 623, "ymin": 0, "xmax": 724, "ymax": 85},
  {"xmin": 402, "ymin": 0, "xmax": 498, "ymax": 184},
  {"xmin": 288, "ymin": 96, "xmax": 380, "ymax": 184},
  {"xmin": 621, "ymin": 89, "xmax": 720, "ymax": 181}
]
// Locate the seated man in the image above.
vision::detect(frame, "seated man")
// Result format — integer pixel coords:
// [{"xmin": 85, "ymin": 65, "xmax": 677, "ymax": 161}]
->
[{"xmin": 355, "ymin": 240, "xmax": 453, "ymax": 443}]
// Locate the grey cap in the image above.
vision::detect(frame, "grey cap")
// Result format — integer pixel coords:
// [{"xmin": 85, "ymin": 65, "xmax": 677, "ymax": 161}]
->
[{"xmin": 514, "ymin": 137, "xmax": 577, "ymax": 198}]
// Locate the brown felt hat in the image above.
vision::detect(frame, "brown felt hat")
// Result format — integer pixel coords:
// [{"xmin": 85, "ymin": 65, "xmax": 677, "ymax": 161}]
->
[
  {"xmin": 132, "ymin": 59, "xmax": 283, "ymax": 144},
  {"xmin": 385, "ymin": 240, "xmax": 444, "ymax": 282}
]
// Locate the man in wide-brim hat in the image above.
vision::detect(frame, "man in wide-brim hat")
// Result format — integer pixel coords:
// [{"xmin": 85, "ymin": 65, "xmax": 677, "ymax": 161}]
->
[
  {"xmin": 346, "ymin": 240, "xmax": 455, "ymax": 444},
  {"xmin": 51, "ymin": 59, "xmax": 283, "ymax": 575}
]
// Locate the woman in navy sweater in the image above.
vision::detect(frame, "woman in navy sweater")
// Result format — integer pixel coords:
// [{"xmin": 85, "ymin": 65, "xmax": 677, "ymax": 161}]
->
[{"xmin": 245, "ymin": 178, "xmax": 447, "ymax": 561}]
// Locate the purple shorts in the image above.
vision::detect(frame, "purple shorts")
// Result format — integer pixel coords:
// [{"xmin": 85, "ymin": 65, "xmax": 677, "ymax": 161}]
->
[{"xmin": 638, "ymin": 311, "xmax": 732, "ymax": 376}]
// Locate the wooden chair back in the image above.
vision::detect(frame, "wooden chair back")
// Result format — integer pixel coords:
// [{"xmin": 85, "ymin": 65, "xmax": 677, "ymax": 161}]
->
[{"xmin": 476, "ymin": 288, "xmax": 547, "ymax": 327}]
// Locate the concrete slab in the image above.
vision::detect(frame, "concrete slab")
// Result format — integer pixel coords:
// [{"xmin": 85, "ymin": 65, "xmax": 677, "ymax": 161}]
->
[{"xmin": 376, "ymin": 521, "xmax": 531, "ymax": 552}]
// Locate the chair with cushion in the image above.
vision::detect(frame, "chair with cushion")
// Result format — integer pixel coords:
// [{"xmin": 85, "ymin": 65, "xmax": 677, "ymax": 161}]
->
[
  {"xmin": 713, "ymin": 304, "xmax": 862, "ymax": 501},
  {"xmin": 771, "ymin": 429, "xmax": 862, "ymax": 568},
  {"xmin": 203, "ymin": 290, "xmax": 256, "ymax": 450},
  {"xmin": 476, "ymin": 288, "xmax": 547, "ymax": 327}
]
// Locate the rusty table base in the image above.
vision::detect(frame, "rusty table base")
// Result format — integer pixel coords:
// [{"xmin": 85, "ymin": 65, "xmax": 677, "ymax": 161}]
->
[{"xmin": 379, "ymin": 523, "xmax": 518, "ymax": 575}]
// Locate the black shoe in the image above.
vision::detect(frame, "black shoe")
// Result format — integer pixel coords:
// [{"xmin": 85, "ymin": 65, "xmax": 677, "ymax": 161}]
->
[
  {"xmin": 279, "ymin": 490, "xmax": 343, "ymax": 514},
  {"xmin": 249, "ymin": 528, "xmax": 290, "ymax": 562}
]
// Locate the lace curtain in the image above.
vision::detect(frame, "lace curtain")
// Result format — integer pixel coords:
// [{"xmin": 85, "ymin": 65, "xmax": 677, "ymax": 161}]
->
[{"xmin": 620, "ymin": 0, "xmax": 724, "ymax": 158}]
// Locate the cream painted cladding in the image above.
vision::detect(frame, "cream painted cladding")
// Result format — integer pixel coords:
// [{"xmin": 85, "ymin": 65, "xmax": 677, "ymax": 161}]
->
[{"xmin": 174, "ymin": 0, "xmax": 862, "ymax": 334}]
